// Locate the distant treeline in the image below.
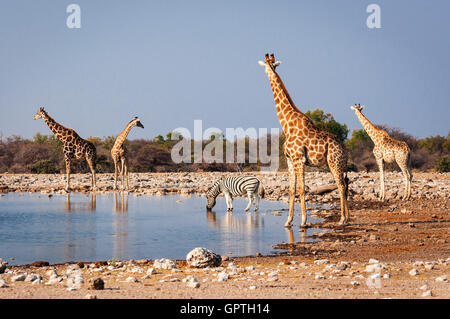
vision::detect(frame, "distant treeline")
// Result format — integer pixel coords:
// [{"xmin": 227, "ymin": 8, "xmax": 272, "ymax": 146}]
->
[{"xmin": 0, "ymin": 109, "xmax": 449, "ymax": 174}]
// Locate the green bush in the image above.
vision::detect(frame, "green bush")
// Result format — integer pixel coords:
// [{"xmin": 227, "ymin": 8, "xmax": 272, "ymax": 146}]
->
[
  {"xmin": 30, "ymin": 160, "xmax": 59, "ymax": 174},
  {"xmin": 435, "ymin": 156, "xmax": 450, "ymax": 173}
]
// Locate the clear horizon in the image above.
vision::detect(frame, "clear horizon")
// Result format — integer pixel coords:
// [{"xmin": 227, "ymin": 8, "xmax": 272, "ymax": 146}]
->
[{"xmin": 1, "ymin": 1, "xmax": 449, "ymax": 141}]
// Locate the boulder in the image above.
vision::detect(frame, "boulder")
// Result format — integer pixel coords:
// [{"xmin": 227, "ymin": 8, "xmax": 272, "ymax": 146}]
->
[{"xmin": 186, "ymin": 247, "xmax": 222, "ymax": 268}]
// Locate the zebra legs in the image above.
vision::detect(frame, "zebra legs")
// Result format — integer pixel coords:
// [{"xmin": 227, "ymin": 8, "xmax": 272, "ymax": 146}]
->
[
  {"xmin": 244, "ymin": 191, "xmax": 254, "ymax": 211},
  {"xmin": 224, "ymin": 191, "xmax": 233, "ymax": 211}
]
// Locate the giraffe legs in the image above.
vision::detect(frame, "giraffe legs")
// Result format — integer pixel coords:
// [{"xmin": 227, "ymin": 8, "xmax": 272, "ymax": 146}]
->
[
  {"xmin": 86, "ymin": 155, "xmax": 97, "ymax": 190},
  {"xmin": 113, "ymin": 158, "xmax": 119, "ymax": 190},
  {"xmin": 64, "ymin": 155, "xmax": 71, "ymax": 192},
  {"xmin": 293, "ymin": 162, "xmax": 307, "ymax": 228},
  {"xmin": 285, "ymin": 157, "xmax": 297, "ymax": 228},
  {"xmin": 330, "ymin": 168, "xmax": 350, "ymax": 225},
  {"xmin": 398, "ymin": 157, "xmax": 412, "ymax": 200},
  {"xmin": 375, "ymin": 156, "xmax": 385, "ymax": 201}
]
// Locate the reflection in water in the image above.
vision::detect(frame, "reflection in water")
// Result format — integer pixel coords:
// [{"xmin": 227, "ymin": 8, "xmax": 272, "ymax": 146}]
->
[
  {"xmin": 65, "ymin": 193, "xmax": 97, "ymax": 212},
  {"xmin": 113, "ymin": 192, "xmax": 128, "ymax": 213},
  {"xmin": 285, "ymin": 228, "xmax": 306, "ymax": 244},
  {"xmin": 112, "ymin": 192, "xmax": 128, "ymax": 260}
]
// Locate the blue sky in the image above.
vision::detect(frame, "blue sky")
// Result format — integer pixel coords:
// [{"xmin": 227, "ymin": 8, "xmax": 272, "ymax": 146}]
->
[{"xmin": 0, "ymin": 0, "xmax": 449, "ymax": 140}]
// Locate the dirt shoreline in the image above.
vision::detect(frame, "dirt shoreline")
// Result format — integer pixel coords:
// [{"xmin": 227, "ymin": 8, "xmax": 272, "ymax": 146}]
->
[{"xmin": 0, "ymin": 172, "xmax": 449, "ymax": 298}]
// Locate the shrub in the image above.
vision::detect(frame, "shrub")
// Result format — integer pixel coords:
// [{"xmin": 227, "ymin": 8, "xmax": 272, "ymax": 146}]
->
[
  {"xmin": 30, "ymin": 160, "xmax": 59, "ymax": 174},
  {"xmin": 435, "ymin": 156, "xmax": 450, "ymax": 173}
]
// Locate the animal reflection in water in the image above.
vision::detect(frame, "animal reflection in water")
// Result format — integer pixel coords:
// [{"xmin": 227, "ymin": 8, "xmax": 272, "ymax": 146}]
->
[
  {"xmin": 65, "ymin": 193, "xmax": 97, "ymax": 212},
  {"xmin": 206, "ymin": 210, "xmax": 306, "ymax": 244},
  {"xmin": 113, "ymin": 192, "xmax": 128, "ymax": 213}
]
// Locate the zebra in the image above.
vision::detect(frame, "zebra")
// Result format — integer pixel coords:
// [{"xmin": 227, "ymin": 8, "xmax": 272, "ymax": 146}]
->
[{"xmin": 206, "ymin": 176, "xmax": 265, "ymax": 211}]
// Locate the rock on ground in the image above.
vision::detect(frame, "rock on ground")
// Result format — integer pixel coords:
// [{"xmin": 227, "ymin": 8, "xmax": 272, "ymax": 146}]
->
[{"xmin": 186, "ymin": 247, "xmax": 222, "ymax": 268}]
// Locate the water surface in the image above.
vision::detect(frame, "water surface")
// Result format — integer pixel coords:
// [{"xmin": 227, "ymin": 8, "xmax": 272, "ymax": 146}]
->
[{"xmin": 0, "ymin": 193, "xmax": 325, "ymax": 265}]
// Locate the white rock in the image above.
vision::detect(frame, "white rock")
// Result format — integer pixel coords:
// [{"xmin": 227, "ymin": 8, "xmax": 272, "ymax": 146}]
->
[
  {"xmin": 368, "ymin": 258, "xmax": 379, "ymax": 264},
  {"xmin": 435, "ymin": 275, "xmax": 448, "ymax": 282},
  {"xmin": 419, "ymin": 284, "xmax": 428, "ymax": 291},
  {"xmin": 147, "ymin": 267, "xmax": 157, "ymax": 275},
  {"xmin": 124, "ymin": 276, "xmax": 139, "ymax": 283},
  {"xmin": 314, "ymin": 259, "xmax": 330, "ymax": 265},
  {"xmin": 153, "ymin": 258, "xmax": 176, "ymax": 270},
  {"xmin": 0, "ymin": 279, "xmax": 8, "ymax": 288},
  {"xmin": 217, "ymin": 271, "xmax": 229, "ymax": 282},
  {"xmin": 130, "ymin": 267, "xmax": 145, "ymax": 273},
  {"xmin": 245, "ymin": 266, "xmax": 255, "ymax": 271},
  {"xmin": 350, "ymin": 281, "xmax": 360, "ymax": 286},
  {"xmin": 249, "ymin": 285, "xmax": 257, "ymax": 290},
  {"xmin": 186, "ymin": 248, "xmax": 222, "ymax": 268},
  {"xmin": 409, "ymin": 269, "xmax": 419, "ymax": 276},
  {"xmin": 421, "ymin": 290, "xmax": 432, "ymax": 297},
  {"xmin": 25, "ymin": 274, "xmax": 41, "ymax": 282},
  {"xmin": 383, "ymin": 274, "xmax": 390, "ymax": 279},
  {"xmin": 183, "ymin": 275, "xmax": 200, "ymax": 288}
]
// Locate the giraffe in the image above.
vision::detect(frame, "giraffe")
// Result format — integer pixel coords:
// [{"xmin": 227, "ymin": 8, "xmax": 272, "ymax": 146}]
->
[
  {"xmin": 111, "ymin": 117, "xmax": 144, "ymax": 190},
  {"xmin": 33, "ymin": 107, "xmax": 97, "ymax": 192},
  {"xmin": 259, "ymin": 53, "xmax": 349, "ymax": 227},
  {"xmin": 350, "ymin": 104, "xmax": 412, "ymax": 201}
]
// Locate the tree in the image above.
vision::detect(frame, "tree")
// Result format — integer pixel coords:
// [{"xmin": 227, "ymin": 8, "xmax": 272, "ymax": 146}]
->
[{"xmin": 305, "ymin": 109, "xmax": 349, "ymax": 143}]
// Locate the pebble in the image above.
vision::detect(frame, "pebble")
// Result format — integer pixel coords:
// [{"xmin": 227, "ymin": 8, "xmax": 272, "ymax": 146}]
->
[
  {"xmin": 249, "ymin": 285, "xmax": 257, "ymax": 290},
  {"xmin": 147, "ymin": 268, "xmax": 157, "ymax": 275},
  {"xmin": 435, "ymin": 275, "xmax": 448, "ymax": 282},
  {"xmin": 350, "ymin": 281, "xmax": 360, "ymax": 286},
  {"xmin": 409, "ymin": 269, "xmax": 419, "ymax": 276},
  {"xmin": 314, "ymin": 259, "xmax": 330, "ymax": 265},
  {"xmin": 124, "ymin": 276, "xmax": 139, "ymax": 283},
  {"xmin": 153, "ymin": 258, "xmax": 176, "ymax": 270},
  {"xmin": 0, "ymin": 280, "xmax": 8, "ymax": 288},
  {"xmin": 85, "ymin": 294, "xmax": 97, "ymax": 299},
  {"xmin": 11, "ymin": 274, "xmax": 26, "ymax": 282},
  {"xmin": 421, "ymin": 290, "xmax": 432, "ymax": 297},
  {"xmin": 217, "ymin": 271, "xmax": 229, "ymax": 282}
]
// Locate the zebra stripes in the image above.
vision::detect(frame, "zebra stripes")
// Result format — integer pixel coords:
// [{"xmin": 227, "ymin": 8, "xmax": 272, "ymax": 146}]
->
[{"xmin": 206, "ymin": 176, "xmax": 265, "ymax": 211}]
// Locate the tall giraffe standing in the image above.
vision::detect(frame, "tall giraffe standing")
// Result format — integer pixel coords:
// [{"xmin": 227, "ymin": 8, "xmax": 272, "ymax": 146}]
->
[
  {"xmin": 111, "ymin": 117, "xmax": 144, "ymax": 190},
  {"xmin": 259, "ymin": 54, "xmax": 350, "ymax": 227},
  {"xmin": 350, "ymin": 104, "xmax": 412, "ymax": 200},
  {"xmin": 33, "ymin": 107, "xmax": 97, "ymax": 192}
]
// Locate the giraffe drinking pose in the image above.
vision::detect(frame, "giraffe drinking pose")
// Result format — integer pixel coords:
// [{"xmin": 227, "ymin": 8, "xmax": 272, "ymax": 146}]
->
[
  {"xmin": 259, "ymin": 54, "xmax": 349, "ymax": 227},
  {"xmin": 111, "ymin": 117, "xmax": 144, "ymax": 190},
  {"xmin": 33, "ymin": 107, "xmax": 97, "ymax": 192},
  {"xmin": 350, "ymin": 104, "xmax": 412, "ymax": 201}
]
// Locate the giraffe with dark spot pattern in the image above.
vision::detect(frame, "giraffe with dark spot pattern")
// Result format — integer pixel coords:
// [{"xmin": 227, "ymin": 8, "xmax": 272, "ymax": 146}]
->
[
  {"xmin": 259, "ymin": 54, "xmax": 349, "ymax": 227},
  {"xmin": 111, "ymin": 117, "xmax": 144, "ymax": 190},
  {"xmin": 33, "ymin": 107, "xmax": 97, "ymax": 192},
  {"xmin": 350, "ymin": 104, "xmax": 412, "ymax": 201}
]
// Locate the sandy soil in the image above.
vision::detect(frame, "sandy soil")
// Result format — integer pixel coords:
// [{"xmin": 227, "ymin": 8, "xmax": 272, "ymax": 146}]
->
[{"xmin": 0, "ymin": 172, "xmax": 449, "ymax": 299}]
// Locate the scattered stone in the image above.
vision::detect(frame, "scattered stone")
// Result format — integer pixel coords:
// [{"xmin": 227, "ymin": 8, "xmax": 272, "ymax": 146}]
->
[
  {"xmin": 124, "ymin": 276, "xmax": 139, "ymax": 283},
  {"xmin": 0, "ymin": 259, "xmax": 7, "ymax": 274},
  {"xmin": 368, "ymin": 259, "xmax": 379, "ymax": 264},
  {"xmin": 350, "ymin": 281, "xmax": 360, "ymax": 286},
  {"xmin": 130, "ymin": 267, "xmax": 145, "ymax": 273},
  {"xmin": 147, "ymin": 268, "xmax": 157, "ymax": 275},
  {"xmin": 153, "ymin": 258, "xmax": 176, "ymax": 270},
  {"xmin": 421, "ymin": 290, "xmax": 432, "ymax": 297},
  {"xmin": 409, "ymin": 269, "xmax": 419, "ymax": 276},
  {"xmin": 11, "ymin": 274, "xmax": 26, "ymax": 282},
  {"xmin": 31, "ymin": 261, "xmax": 49, "ymax": 267},
  {"xmin": 183, "ymin": 275, "xmax": 200, "ymax": 288},
  {"xmin": 186, "ymin": 247, "xmax": 222, "ymax": 268},
  {"xmin": 435, "ymin": 275, "xmax": 448, "ymax": 282},
  {"xmin": 217, "ymin": 271, "xmax": 229, "ymax": 282},
  {"xmin": 249, "ymin": 285, "xmax": 257, "ymax": 290},
  {"xmin": 314, "ymin": 259, "xmax": 330, "ymax": 265},
  {"xmin": 420, "ymin": 285, "xmax": 428, "ymax": 291},
  {"xmin": 92, "ymin": 278, "xmax": 104, "ymax": 290},
  {"xmin": 315, "ymin": 275, "xmax": 326, "ymax": 280},
  {"xmin": 85, "ymin": 294, "xmax": 97, "ymax": 299}
]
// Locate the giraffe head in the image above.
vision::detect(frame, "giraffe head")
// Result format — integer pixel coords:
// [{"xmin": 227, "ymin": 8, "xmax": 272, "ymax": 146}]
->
[
  {"xmin": 33, "ymin": 107, "xmax": 47, "ymax": 120},
  {"xmin": 132, "ymin": 117, "xmax": 144, "ymax": 129},
  {"xmin": 350, "ymin": 103, "xmax": 364, "ymax": 113},
  {"xmin": 258, "ymin": 53, "xmax": 282, "ymax": 72}
]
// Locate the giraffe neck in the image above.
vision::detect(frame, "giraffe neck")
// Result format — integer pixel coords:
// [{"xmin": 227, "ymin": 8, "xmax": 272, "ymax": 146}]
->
[
  {"xmin": 265, "ymin": 67, "xmax": 310, "ymax": 133},
  {"xmin": 113, "ymin": 121, "xmax": 136, "ymax": 149},
  {"xmin": 42, "ymin": 113, "xmax": 69, "ymax": 141},
  {"xmin": 354, "ymin": 110, "xmax": 382, "ymax": 142}
]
